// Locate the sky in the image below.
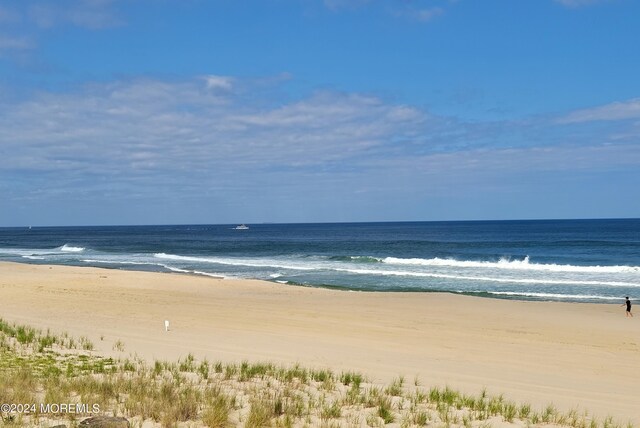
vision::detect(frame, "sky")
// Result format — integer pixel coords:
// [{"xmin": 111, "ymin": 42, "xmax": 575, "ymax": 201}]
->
[{"xmin": 0, "ymin": 0, "xmax": 639, "ymax": 226}]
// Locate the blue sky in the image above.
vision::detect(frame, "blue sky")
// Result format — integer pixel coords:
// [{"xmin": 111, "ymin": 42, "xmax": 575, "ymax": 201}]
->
[{"xmin": 1, "ymin": 0, "xmax": 639, "ymax": 226}]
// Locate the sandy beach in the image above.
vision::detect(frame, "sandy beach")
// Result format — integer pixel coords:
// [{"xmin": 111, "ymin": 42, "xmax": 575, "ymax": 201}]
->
[{"xmin": 0, "ymin": 261, "xmax": 638, "ymax": 423}]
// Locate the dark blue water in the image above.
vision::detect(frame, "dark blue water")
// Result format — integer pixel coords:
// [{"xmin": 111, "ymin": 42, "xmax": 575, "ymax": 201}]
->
[{"xmin": 1, "ymin": 219, "xmax": 639, "ymax": 302}]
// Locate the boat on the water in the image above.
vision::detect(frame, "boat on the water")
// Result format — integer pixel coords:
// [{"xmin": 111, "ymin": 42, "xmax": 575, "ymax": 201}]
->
[{"xmin": 234, "ymin": 224, "xmax": 249, "ymax": 230}]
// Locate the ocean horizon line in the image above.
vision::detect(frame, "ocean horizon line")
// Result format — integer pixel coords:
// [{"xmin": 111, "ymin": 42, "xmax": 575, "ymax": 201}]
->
[{"xmin": 2, "ymin": 216, "xmax": 640, "ymax": 229}]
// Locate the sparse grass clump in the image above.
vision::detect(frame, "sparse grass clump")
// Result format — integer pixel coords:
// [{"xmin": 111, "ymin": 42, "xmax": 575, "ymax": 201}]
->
[
  {"xmin": 340, "ymin": 371, "xmax": 364, "ymax": 388},
  {"xmin": 376, "ymin": 395, "xmax": 394, "ymax": 424},
  {"xmin": 385, "ymin": 375, "xmax": 404, "ymax": 396},
  {"xmin": 112, "ymin": 339, "xmax": 125, "ymax": 352},
  {"xmin": 201, "ymin": 394, "xmax": 233, "ymax": 427},
  {"xmin": 79, "ymin": 335, "xmax": 94, "ymax": 351}
]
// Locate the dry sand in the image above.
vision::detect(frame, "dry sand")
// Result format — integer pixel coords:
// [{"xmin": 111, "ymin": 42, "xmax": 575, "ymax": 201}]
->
[{"xmin": 0, "ymin": 261, "xmax": 638, "ymax": 423}]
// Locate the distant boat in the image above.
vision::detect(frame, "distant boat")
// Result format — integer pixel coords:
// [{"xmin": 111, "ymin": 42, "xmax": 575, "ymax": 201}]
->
[{"xmin": 234, "ymin": 224, "xmax": 249, "ymax": 230}]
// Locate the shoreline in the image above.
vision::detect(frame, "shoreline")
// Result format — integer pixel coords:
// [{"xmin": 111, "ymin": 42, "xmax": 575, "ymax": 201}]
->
[
  {"xmin": 0, "ymin": 261, "xmax": 638, "ymax": 422},
  {"xmin": 3, "ymin": 259, "xmax": 629, "ymax": 305}
]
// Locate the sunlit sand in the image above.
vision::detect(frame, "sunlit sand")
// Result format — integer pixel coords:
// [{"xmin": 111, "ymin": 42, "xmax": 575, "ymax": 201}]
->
[{"xmin": 0, "ymin": 262, "xmax": 637, "ymax": 423}]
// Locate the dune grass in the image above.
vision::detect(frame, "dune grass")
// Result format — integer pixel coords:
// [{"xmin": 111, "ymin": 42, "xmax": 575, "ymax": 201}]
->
[{"xmin": 0, "ymin": 317, "xmax": 634, "ymax": 428}]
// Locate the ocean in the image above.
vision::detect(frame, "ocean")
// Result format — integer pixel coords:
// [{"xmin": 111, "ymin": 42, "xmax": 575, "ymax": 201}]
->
[{"xmin": 0, "ymin": 219, "xmax": 638, "ymax": 303}]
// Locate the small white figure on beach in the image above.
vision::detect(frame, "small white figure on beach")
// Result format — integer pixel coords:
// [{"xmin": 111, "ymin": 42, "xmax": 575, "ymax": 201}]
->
[{"xmin": 164, "ymin": 320, "xmax": 170, "ymax": 331}]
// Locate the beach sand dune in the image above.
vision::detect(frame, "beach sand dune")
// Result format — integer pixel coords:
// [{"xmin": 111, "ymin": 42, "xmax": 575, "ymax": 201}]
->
[{"xmin": 0, "ymin": 262, "xmax": 638, "ymax": 423}]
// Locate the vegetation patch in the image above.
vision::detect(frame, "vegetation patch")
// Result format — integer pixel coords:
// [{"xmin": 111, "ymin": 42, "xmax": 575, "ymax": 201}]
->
[{"xmin": 0, "ymin": 317, "xmax": 633, "ymax": 427}]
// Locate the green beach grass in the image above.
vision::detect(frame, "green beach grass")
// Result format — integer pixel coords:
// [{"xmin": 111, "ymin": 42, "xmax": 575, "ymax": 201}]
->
[{"xmin": 0, "ymin": 317, "xmax": 633, "ymax": 428}]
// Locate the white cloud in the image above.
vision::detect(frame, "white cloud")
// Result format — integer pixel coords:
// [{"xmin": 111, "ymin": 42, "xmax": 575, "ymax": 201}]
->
[
  {"xmin": 0, "ymin": 77, "xmax": 427, "ymax": 181},
  {"xmin": 204, "ymin": 75, "xmax": 234, "ymax": 91},
  {"xmin": 0, "ymin": 1, "xmax": 121, "ymax": 62},
  {"xmin": 424, "ymin": 144, "xmax": 640, "ymax": 174},
  {"xmin": 363, "ymin": 143, "xmax": 639, "ymax": 176},
  {"xmin": 558, "ymin": 98, "xmax": 640, "ymax": 123},
  {"xmin": 2, "ymin": 75, "xmax": 639, "ymax": 223}
]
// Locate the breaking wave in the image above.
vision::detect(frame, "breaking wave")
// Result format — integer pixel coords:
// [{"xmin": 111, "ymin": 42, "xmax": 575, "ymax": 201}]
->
[
  {"xmin": 150, "ymin": 252, "xmax": 640, "ymax": 288},
  {"xmin": 381, "ymin": 256, "xmax": 638, "ymax": 273},
  {"xmin": 60, "ymin": 244, "xmax": 85, "ymax": 253}
]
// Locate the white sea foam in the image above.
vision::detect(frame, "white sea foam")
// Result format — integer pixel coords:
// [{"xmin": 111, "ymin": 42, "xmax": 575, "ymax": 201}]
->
[
  {"xmin": 192, "ymin": 270, "xmax": 226, "ymax": 279},
  {"xmin": 1, "ymin": 247, "xmax": 74, "ymax": 256},
  {"xmin": 164, "ymin": 266, "xmax": 192, "ymax": 274},
  {"xmin": 153, "ymin": 253, "xmax": 317, "ymax": 271},
  {"xmin": 22, "ymin": 255, "xmax": 45, "ymax": 260},
  {"xmin": 81, "ymin": 259, "xmax": 160, "ymax": 266},
  {"xmin": 0, "ymin": 248, "xmax": 38, "ymax": 256},
  {"xmin": 483, "ymin": 291, "xmax": 622, "ymax": 301},
  {"xmin": 164, "ymin": 265, "xmax": 228, "ymax": 279},
  {"xmin": 382, "ymin": 256, "xmax": 639, "ymax": 274},
  {"xmin": 80, "ymin": 258, "xmax": 227, "ymax": 279},
  {"xmin": 331, "ymin": 267, "xmax": 640, "ymax": 287},
  {"xmin": 60, "ymin": 244, "xmax": 85, "ymax": 253}
]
